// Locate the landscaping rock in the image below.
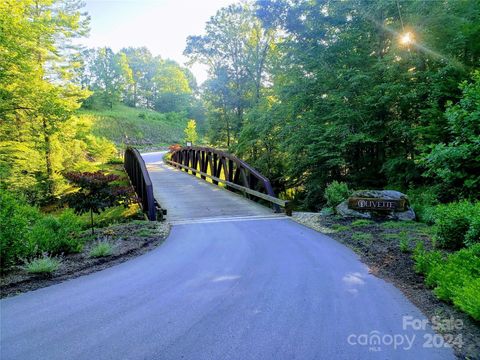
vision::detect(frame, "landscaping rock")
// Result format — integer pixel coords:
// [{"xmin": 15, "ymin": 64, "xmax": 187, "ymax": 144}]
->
[
  {"xmin": 351, "ymin": 189, "xmax": 408, "ymax": 201},
  {"xmin": 336, "ymin": 201, "xmax": 372, "ymax": 219},
  {"xmin": 336, "ymin": 190, "xmax": 416, "ymax": 221}
]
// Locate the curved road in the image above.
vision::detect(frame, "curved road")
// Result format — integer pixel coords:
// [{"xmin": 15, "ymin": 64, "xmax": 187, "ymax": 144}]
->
[{"xmin": 1, "ymin": 153, "xmax": 454, "ymax": 359}]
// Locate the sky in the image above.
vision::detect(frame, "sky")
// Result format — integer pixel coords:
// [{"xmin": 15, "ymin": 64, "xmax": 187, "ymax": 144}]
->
[{"xmin": 81, "ymin": 0, "xmax": 236, "ymax": 84}]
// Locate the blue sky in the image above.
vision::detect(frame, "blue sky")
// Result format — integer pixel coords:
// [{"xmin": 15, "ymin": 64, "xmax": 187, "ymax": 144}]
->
[{"xmin": 81, "ymin": 0, "xmax": 236, "ymax": 83}]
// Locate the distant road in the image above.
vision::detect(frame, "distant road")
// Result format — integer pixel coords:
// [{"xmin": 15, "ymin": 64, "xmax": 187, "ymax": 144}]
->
[{"xmin": 0, "ymin": 152, "xmax": 454, "ymax": 360}]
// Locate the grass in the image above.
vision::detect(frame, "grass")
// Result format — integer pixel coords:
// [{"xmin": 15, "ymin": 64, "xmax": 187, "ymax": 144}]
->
[
  {"xmin": 381, "ymin": 221, "xmax": 418, "ymax": 229},
  {"xmin": 79, "ymin": 203, "xmax": 143, "ymax": 229},
  {"xmin": 398, "ymin": 231, "xmax": 411, "ymax": 252},
  {"xmin": 80, "ymin": 104, "xmax": 188, "ymax": 149},
  {"xmin": 352, "ymin": 232, "xmax": 373, "ymax": 242},
  {"xmin": 89, "ymin": 241, "xmax": 115, "ymax": 258},
  {"xmin": 399, "ymin": 237, "xmax": 410, "ymax": 252},
  {"xmin": 136, "ymin": 228, "xmax": 157, "ymax": 237},
  {"xmin": 331, "ymin": 224, "xmax": 350, "ymax": 232},
  {"xmin": 383, "ymin": 233, "xmax": 401, "ymax": 240},
  {"xmin": 351, "ymin": 219, "xmax": 374, "ymax": 227},
  {"xmin": 24, "ymin": 256, "xmax": 61, "ymax": 274}
]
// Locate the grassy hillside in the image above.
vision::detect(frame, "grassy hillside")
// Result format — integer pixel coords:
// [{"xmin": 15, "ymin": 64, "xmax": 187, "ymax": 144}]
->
[{"xmin": 81, "ymin": 105, "xmax": 188, "ymax": 150}]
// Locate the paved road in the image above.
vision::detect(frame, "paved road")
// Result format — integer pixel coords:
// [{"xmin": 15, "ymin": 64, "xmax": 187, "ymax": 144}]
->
[{"xmin": 1, "ymin": 152, "xmax": 454, "ymax": 360}]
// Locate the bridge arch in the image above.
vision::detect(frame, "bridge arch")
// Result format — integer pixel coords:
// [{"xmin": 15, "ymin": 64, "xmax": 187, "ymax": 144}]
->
[{"xmin": 167, "ymin": 146, "xmax": 289, "ymax": 214}]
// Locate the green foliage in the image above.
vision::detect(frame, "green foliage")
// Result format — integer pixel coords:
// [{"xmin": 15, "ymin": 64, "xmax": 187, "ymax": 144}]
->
[
  {"xmin": 79, "ymin": 48, "xmax": 128, "ymax": 109},
  {"xmin": 381, "ymin": 221, "xmax": 417, "ymax": 229},
  {"xmin": 351, "ymin": 232, "xmax": 373, "ymax": 242},
  {"xmin": 82, "ymin": 105, "xmax": 188, "ymax": 148},
  {"xmin": 89, "ymin": 241, "xmax": 114, "ymax": 258},
  {"xmin": 420, "ymin": 244, "xmax": 480, "ymax": 320},
  {"xmin": 0, "ymin": 0, "xmax": 91, "ymax": 200},
  {"xmin": 188, "ymin": 0, "xmax": 480, "ymax": 209},
  {"xmin": 433, "ymin": 201, "xmax": 480, "ymax": 249},
  {"xmin": 63, "ymin": 172, "xmax": 134, "ymax": 234},
  {"xmin": 408, "ymin": 187, "xmax": 439, "ymax": 224},
  {"xmin": 324, "ymin": 181, "xmax": 351, "ymax": 208},
  {"xmin": 0, "ymin": 190, "xmax": 41, "ymax": 269},
  {"xmin": 421, "ymin": 71, "xmax": 480, "ymax": 201},
  {"xmin": 184, "ymin": 119, "xmax": 198, "ymax": 144},
  {"xmin": 24, "ymin": 255, "xmax": 61, "ymax": 275},
  {"xmin": 398, "ymin": 231, "xmax": 410, "ymax": 253},
  {"xmin": 453, "ymin": 278, "xmax": 480, "ymax": 321},
  {"xmin": 383, "ymin": 233, "xmax": 401, "ymax": 241},
  {"xmin": 320, "ymin": 207, "xmax": 334, "ymax": 216},
  {"xmin": 0, "ymin": 190, "xmax": 83, "ymax": 271},
  {"xmin": 29, "ymin": 210, "xmax": 83, "ymax": 255},
  {"xmin": 331, "ymin": 224, "xmax": 350, "ymax": 232},
  {"xmin": 185, "ymin": 4, "xmax": 275, "ymax": 147},
  {"xmin": 413, "ymin": 242, "xmax": 443, "ymax": 275},
  {"xmin": 80, "ymin": 47, "xmax": 195, "ymax": 114},
  {"xmin": 351, "ymin": 219, "xmax": 374, "ymax": 227},
  {"xmin": 465, "ymin": 217, "xmax": 480, "ymax": 247}
]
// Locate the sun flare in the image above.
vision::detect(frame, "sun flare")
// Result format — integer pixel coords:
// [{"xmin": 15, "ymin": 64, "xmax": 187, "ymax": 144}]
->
[{"xmin": 399, "ymin": 31, "xmax": 414, "ymax": 45}]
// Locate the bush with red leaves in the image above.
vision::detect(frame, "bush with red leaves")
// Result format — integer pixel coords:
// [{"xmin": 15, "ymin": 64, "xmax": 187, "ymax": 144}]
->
[
  {"xmin": 168, "ymin": 144, "xmax": 181, "ymax": 153},
  {"xmin": 63, "ymin": 171, "xmax": 134, "ymax": 234}
]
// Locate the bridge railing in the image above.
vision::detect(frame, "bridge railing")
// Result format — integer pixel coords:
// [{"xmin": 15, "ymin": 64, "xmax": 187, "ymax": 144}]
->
[
  {"xmin": 124, "ymin": 147, "xmax": 161, "ymax": 221},
  {"xmin": 167, "ymin": 146, "xmax": 291, "ymax": 215}
]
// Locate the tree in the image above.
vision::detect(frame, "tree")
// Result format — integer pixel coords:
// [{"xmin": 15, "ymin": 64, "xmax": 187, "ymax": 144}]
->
[
  {"xmin": 153, "ymin": 60, "xmax": 192, "ymax": 112},
  {"xmin": 63, "ymin": 172, "xmax": 133, "ymax": 235},
  {"xmin": 185, "ymin": 3, "xmax": 277, "ymax": 147},
  {"xmin": 0, "ymin": 0, "xmax": 91, "ymax": 201},
  {"xmin": 248, "ymin": 0, "xmax": 480, "ymax": 208},
  {"xmin": 80, "ymin": 48, "xmax": 129, "ymax": 108},
  {"xmin": 184, "ymin": 120, "xmax": 198, "ymax": 145},
  {"xmin": 422, "ymin": 71, "xmax": 480, "ymax": 201}
]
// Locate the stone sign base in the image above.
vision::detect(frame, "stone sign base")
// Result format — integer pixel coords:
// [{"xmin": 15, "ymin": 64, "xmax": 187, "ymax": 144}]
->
[{"xmin": 336, "ymin": 190, "xmax": 416, "ymax": 221}]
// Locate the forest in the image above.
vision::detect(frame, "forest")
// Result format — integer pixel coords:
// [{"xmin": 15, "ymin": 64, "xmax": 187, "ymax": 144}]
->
[
  {"xmin": 0, "ymin": 0, "xmax": 479, "ymax": 329},
  {"xmin": 184, "ymin": 0, "xmax": 479, "ymax": 210}
]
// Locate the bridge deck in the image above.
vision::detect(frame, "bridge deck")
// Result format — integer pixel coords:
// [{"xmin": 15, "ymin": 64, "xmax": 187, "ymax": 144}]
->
[{"xmin": 142, "ymin": 152, "xmax": 274, "ymax": 221}]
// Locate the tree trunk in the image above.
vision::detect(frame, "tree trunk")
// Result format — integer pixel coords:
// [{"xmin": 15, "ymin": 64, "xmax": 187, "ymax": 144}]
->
[{"xmin": 42, "ymin": 118, "xmax": 54, "ymax": 197}]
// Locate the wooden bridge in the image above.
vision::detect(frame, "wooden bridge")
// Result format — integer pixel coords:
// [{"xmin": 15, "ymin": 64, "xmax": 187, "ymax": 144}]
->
[{"xmin": 124, "ymin": 146, "xmax": 291, "ymax": 221}]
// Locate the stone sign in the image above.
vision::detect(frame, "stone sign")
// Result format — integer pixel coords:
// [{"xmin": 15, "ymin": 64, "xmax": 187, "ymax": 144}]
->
[
  {"xmin": 348, "ymin": 197, "xmax": 406, "ymax": 212},
  {"xmin": 336, "ymin": 190, "xmax": 416, "ymax": 221}
]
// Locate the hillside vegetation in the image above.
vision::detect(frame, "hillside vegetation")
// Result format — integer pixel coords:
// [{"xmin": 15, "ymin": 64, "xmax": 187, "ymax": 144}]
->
[{"xmin": 81, "ymin": 105, "xmax": 188, "ymax": 149}]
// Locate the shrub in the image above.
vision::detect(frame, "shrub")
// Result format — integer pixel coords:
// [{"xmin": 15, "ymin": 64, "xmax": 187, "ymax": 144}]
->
[
  {"xmin": 63, "ymin": 171, "xmax": 134, "ymax": 235},
  {"xmin": 169, "ymin": 144, "xmax": 181, "ymax": 153},
  {"xmin": 413, "ymin": 242, "xmax": 443, "ymax": 274},
  {"xmin": 0, "ymin": 190, "xmax": 41, "ymax": 269},
  {"xmin": 107, "ymin": 157, "xmax": 124, "ymax": 165},
  {"xmin": 0, "ymin": 189, "xmax": 83, "ymax": 271},
  {"xmin": 28, "ymin": 210, "xmax": 83, "ymax": 255},
  {"xmin": 465, "ymin": 216, "xmax": 480, "ymax": 247},
  {"xmin": 24, "ymin": 255, "xmax": 61, "ymax": 274},
  {"xmin": 324, "ymin": 181, "xmax": 351, "ymax": 208},
  {"xmin": 89, "ymin": 241, "xmax": 114, "ymax": 258},
  {"xmin": 408, "ymin": 187, "xmax": 439, "ymax": 224},
  {"xmin": 454, "ymin": 279, "xmax": 480, "ymax": 321},
  {"xmin": 433, "ymin": 201, "xmax": 480, "ymax": 249},
  {"xmin": 414, "ymin": 243, "xmax": 480, "ymax": 320},
  {"xmin": 320, "ymin": 207, "xmax": 334, "ymax": 216}
]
